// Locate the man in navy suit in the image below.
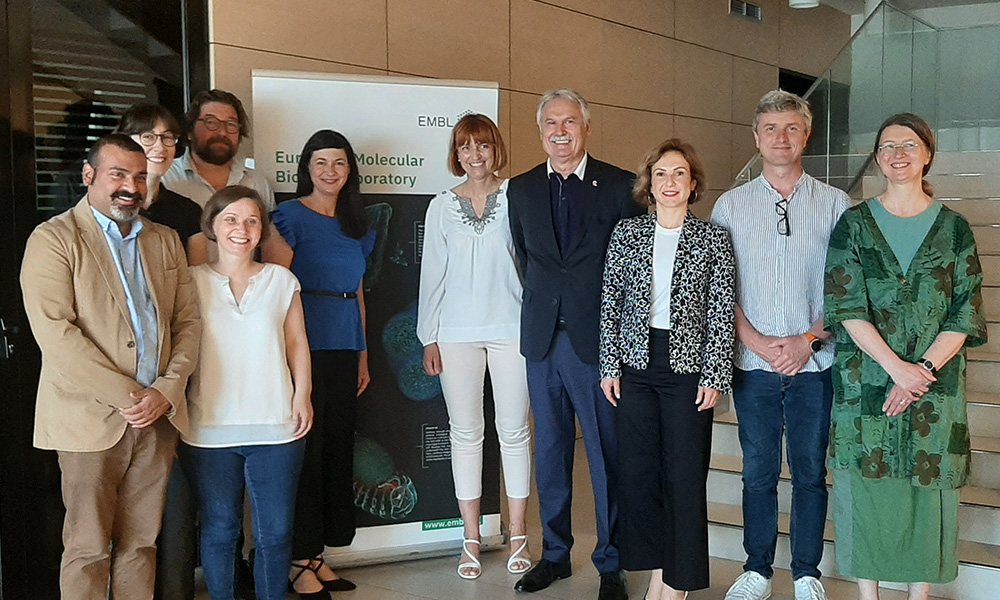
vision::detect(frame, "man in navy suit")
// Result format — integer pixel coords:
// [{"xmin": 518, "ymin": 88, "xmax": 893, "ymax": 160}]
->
[{"xmin": 508, "ymin": 89, "xmax": 642, "ymax": 600}]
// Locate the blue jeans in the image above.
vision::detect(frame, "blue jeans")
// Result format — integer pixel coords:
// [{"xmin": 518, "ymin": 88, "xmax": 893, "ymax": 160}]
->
[
  {"xmin": 178, "ymin": 440, "xmax": 305, "ymax": 600},
  {"xmin": 732, "ymin": 368, "xmax": 832, "ymax": 581}
]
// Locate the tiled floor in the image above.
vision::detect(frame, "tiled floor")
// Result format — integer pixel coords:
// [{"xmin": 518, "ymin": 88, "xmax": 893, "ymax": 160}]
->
[{"xmin": 197, "ymin": 437, "xmax": 942, "ymax": 599}]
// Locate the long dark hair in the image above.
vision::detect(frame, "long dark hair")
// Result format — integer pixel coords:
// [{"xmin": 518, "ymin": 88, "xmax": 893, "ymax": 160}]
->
[{"xmin": 295, "ymin": 129, "xmax": 367, "ymax": 239}]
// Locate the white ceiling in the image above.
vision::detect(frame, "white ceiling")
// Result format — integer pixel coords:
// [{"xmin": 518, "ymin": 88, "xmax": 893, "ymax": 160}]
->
[
  {"xmin": 820, "ymin": 0, "xmax": 1000, "ymax": 28},
  {"xmin": 821, "ymin": 0, "xmax": 1000, "ymax": 15}
]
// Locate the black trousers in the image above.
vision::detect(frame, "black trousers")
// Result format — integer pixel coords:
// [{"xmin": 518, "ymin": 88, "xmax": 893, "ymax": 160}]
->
[
  {"xmin": 291, "ymin": 350, "xmax": 359, "ymax": 558},
  {"xmin": 617, "ymin": 329, "xmax": 713, "ymax": 591}
]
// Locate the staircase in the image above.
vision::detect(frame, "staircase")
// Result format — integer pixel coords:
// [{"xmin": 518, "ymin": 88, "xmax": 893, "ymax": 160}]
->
[
  {"xmin": 709, "ymin": 152, "xmax": 1000, "ymax": 598},
  {"xmin": 713, "ymin": 0, "xmax": 1000, "ymax": 591}
]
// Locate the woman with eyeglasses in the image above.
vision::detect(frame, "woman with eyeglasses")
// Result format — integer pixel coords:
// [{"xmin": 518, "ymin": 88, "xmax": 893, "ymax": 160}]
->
[
  {"xmin": 599, "ymin": 139, "xmax": 735, "ymax": 599},
  {"xmin": 114, "ymin": 103, "xmax": 208, "ymax": 600},
  {"xmin": 824, "ymin": 113, "xmax": 987, "ymax": 600},
  {"xmin": 416, "ymin": 114, "xmax": 532, "ymax": 580},
  {"xmin": 115, "ymin": 104, "xmax": 208, "ymax": 265}
]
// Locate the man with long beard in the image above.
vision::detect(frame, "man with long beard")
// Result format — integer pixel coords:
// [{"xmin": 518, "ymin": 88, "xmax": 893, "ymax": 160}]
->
[
  {"xmin": 21, "ymin": 134, "xmax": 201, "ymax": 600},
  {"xmin": 163, "ymin": 89, "xmax": 274, "ymax": 209}
]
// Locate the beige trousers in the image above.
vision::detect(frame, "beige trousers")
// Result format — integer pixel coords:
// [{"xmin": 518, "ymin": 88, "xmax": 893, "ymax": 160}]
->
[{"xmin": 57, "ymin": 418, "xmax": 177, "ymax": 600}]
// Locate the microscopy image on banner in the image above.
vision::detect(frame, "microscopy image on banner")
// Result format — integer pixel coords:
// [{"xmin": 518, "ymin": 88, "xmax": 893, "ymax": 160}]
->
[
  {"xmin": 255, "ymin": 72, "xmax": 502, "ymax": 559},
  {"xmin": 353, "ymin": 192, "xmax": 502, "ymax": 528}
]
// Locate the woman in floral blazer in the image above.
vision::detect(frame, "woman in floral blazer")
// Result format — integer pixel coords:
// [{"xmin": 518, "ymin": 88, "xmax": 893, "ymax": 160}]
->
[
  {"xmin": 598, "ymin": 139, "xmax": 735, "ymax": 599},
  {"xmin": 824, "ymin": 113, "xmax": 987, "ymax": 599}
]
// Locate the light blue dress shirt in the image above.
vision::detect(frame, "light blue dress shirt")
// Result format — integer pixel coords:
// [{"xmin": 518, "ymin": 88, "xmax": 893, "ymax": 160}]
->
[{"xmin": 90, "ymin": 206, "xmax": 159, "ymax": 387}]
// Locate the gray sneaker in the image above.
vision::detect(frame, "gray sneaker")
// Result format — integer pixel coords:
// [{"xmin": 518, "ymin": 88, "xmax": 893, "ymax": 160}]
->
[
  {"xmin": 793, "ymin": 576, "xmax": 828, "ymax": 600},
  {"xmin": 724, "ymin": 571, "xmax": 772, "ymax": 600}
]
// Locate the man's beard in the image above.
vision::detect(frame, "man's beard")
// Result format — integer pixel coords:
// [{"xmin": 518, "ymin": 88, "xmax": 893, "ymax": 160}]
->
[
  {"xmin": 193, "ymin": 136, "xmax": 237, "ymax": 166},
  {"xmin": 109, "ymin": 192, "xmax": 142, "ymax": 223}
]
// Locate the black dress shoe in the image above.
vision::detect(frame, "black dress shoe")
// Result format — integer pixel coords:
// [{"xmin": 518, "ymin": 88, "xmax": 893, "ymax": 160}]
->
[
  {"xmin": 598, "ymin": 570, "xmax": 628, "ymax": 600},
  {"xmin": 234, "ymin": 556, "xmax": 256, "ymax": 600},
  {"xmin": 514, "ymin": 558, "xmax": 572, "ymax": 592}
]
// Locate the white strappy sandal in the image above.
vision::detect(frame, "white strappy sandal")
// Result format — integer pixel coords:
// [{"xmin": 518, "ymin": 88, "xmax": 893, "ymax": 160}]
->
[
  {"xmin": 506, "ymin": 534, "xmax": 532, "ymax": 574},
  {"xmin": 457, "ymin": 538, "xmax": 481, "ymax": 580}
]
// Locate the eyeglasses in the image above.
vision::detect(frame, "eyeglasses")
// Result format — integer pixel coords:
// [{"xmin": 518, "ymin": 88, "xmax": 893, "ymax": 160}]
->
[
  {"xmin": 138, "ymin": 132, "xmax": 178, "ymax": 147},
  {"xmin": 876, "ymin": 141, "xmax": 920, "ymax": 154},
  {"xmin": 197, "ymin": 116, "xmax": 241, "ymax": 134},
  {"xmin": 775, "ymin": 198, "xmax": 791, "ymax": 237}
]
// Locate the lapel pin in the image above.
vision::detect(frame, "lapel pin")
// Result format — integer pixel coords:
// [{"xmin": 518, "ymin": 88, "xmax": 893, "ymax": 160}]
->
[{"xmin": 592, "ymin": 180, "xmax": 598, "ymax": 187}]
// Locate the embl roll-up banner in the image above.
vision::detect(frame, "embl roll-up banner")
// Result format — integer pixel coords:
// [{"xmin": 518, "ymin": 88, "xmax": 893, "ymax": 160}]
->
[{"xmin": 252, "ymin": 71, "xmax": 503, "ymax": 565}]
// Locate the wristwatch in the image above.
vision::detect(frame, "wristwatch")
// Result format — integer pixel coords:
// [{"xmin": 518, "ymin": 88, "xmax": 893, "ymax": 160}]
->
[
  {"xmin": 802, "ymin": 332, "xmax": 823, "ymax": 353},
  {"xmin": 917, "ymin": 357, "xmax": 936, "ymax": 375}
]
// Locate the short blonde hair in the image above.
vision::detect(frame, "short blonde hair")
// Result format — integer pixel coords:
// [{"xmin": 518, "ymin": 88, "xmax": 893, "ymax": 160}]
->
[
  {"xmin": 632, "ymin": 139, "xmax": 707, "ymax": 206},
  {"xmin": 752, "ymin": 89, "xmax": 812, "ymax": 132}
]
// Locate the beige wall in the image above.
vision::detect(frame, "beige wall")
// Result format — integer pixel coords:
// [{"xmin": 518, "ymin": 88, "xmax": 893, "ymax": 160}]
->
[{"xmin": 209, "ymin": 0, "xmax": 849, "ymax": 215}]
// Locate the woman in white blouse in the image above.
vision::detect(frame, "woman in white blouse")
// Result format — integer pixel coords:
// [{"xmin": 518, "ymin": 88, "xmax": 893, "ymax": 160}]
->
[
  {"xmin": 178, "ymin": 185, "xmax": 313, "ymax": 600},
  {"xmin": 417, "ymin": 114, "xmax": 532, "ymax": 580}
]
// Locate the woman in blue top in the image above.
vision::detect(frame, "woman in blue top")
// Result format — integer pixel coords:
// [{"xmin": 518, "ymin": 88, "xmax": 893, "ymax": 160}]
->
[{"xmin": 262, "ymin": 130, "xmax": 375, "ymax": 598}]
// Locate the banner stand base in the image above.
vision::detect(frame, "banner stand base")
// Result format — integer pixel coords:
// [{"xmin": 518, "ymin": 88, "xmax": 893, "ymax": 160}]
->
[
  {"xmin": 324, "ymin": 534, "xmax": 504, "ymax": 569},
  {"xmin": 323, "ymin": 513, "xmax": 504, "ymax": 568}
]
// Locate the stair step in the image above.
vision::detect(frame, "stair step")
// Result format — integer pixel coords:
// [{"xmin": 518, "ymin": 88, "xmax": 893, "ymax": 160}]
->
[
  {"xmin": 706, "ymin": 502, "xmax": 1000, "ymax": 571},
  {"xmin": 710, "ymin": 452, "xmax": 1000, "ymax": 510},
  {"xmin": 939, "ymin": 199, "xmax": 1000, "ymax": 226},
  {"xmin": 969, "ymin": 349, "xmax": 1000, "ymax": 362},
  {"xmin": 971, "ymin": 225, "xmax": 1000, "ymax": 254},
  {"xmin": 930, "ymin": 151, "xmax": 1000, "ymax": 176},
  {"xmin": 967, "ymin": 360, "xmax": 1000, "ymax": 394},
  {"xmin": 709, "ymin": 468, "xmax": 1000, "ymax": 546},
  {"xmin": 862, "ymin": 176, "xmax": 1000, "ymax": 201},
  {"xmin": 927, "ymin": 175, "xmax": 1000, "ymax": 200},
  {"xmin": 712, "ymin": 409, "xmax": 1000, "ymax": 488},
  {"xmin": 985, "ymin": 287, "xmax": 1000, "ymax": 321},
  {"xmin": 973, "ymin": 435, "xmax": 1000, "ymax": 454},
  {"xmin": 968, "ymin": 324, "xmax": 1000, "ymax": 356},
  {"xmin": 968, "ymin": 400, "xmax": 1000, "ymax": 439},
  {"xmin": 701, "ymin": 556, "xmax": 949, "ymax": 599},
  {"xmin": 968, "ymin": 391, "xmax": 1000, "ymax": 406},
  {"xmin": 971, "ymin": 449, "xmax": 1000, "ymax": 489},
  {"xmin": 982, "ymin": 256, "xmax": 1000, "ymax": 286},
  {"xmin": 716, "ymin": 404, "xmax": 1000, "ymax": 443}
]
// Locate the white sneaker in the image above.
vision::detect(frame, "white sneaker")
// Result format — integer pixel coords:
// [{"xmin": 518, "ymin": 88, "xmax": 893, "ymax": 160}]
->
[
  {"xmin": 793, "ymin": 576, "xmax": 827, "ymax": 600},
  {"xmin": 724, "ymin": 571, "xmax": 772, "ymax": 600}
]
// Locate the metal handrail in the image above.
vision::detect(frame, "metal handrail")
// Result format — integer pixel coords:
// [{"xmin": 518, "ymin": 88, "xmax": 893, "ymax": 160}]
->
[{"xmin": 728, "ymin": 0, "xmax": 941, "ymax": 192}]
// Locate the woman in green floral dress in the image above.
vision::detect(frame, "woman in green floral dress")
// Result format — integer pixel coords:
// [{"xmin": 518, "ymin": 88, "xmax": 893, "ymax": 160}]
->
[{"xmin": 824, "ymin": 113, "xmax": 987, "ymax": 600}]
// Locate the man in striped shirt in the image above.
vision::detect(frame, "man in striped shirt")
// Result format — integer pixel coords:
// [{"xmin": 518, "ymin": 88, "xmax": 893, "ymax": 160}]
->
[{"xmin": 712, "ymin": 90, "xmax": 850, "ymax": 600}]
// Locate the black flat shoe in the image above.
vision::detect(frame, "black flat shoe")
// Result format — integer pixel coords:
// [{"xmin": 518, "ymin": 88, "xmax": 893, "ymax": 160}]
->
[
  {"xmin": 322, "ymin": 577, "xmax": 356, "ymax": 592},
  {"xmin": 514, "ymin": 558, "xmax": 572, "ymax": 593},
  {"xmin": 307, "ymin": 555, "xmax": 357, "ymax": 592},
  {"xmin": 598, "ymin": 570, "xmax": 628, "ymax": 600},
  {"xmin": 288, "ymin": 562, "xmax": 330, "ymax": 600}
]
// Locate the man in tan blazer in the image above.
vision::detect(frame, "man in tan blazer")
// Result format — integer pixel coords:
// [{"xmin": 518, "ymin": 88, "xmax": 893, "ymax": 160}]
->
[{"xmin": 21, "ymin": 134, "xmax": 201, "ymax": 600}]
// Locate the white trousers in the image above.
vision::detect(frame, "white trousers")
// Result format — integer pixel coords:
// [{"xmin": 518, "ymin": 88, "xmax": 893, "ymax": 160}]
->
[{"xmin": 438, "ymin": 339, "xmax": 531, "ymax": 501}]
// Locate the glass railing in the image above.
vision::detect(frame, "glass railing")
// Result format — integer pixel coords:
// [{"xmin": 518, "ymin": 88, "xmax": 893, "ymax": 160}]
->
[{"xmin": 730, "ymin": 1, "xmax": 1000, "ymax": 196}]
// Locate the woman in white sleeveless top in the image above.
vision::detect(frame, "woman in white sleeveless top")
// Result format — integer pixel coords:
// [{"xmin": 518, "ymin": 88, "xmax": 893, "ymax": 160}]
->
[{"xmin": 179, "ymin": 185, "xmax": 312, "ymax": 600}]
